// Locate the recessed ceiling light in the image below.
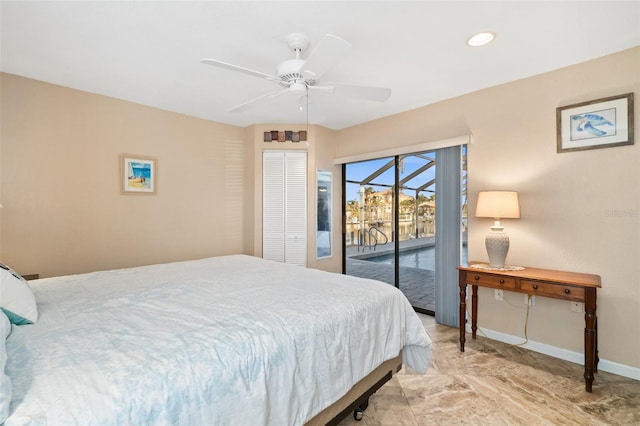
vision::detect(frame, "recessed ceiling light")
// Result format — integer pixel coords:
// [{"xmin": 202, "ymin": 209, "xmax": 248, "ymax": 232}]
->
[{"xmin": 467, "ymin": 32, "xmax": 495, "ymax": 47}]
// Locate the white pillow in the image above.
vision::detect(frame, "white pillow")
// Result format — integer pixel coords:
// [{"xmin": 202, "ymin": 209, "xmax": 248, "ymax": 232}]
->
[
  {"xmin": 0, "ymin": 310, "xmax": 12, "ymax": 423},
  {"xmin": 0, "ymin": 263, "xmax": 38, "ymax": 325}
]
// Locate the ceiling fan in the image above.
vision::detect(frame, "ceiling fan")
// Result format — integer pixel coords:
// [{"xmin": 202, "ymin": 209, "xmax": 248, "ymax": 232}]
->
[{"xmin": 201, "ymin": 33, "xmax": 391, "ymax": 112}]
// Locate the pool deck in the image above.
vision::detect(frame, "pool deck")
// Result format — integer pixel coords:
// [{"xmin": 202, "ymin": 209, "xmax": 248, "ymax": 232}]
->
[{"xmin": 345, "ymin": 237, "xmax": 436, "ymax": 312}]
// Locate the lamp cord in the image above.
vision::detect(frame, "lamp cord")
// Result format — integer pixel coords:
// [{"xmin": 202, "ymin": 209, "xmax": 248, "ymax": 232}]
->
[
  {"xmin": 464, "ymin": 293, "xmax": 531, "ymax": 346},
  {"xmin": 512, "ymin": 295, "xmax": 531, "ymax": 346}
]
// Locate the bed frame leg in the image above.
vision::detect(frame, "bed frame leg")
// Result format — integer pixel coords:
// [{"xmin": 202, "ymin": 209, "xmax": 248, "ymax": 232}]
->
[
  {"xmin": 353, "ymin": 398, "xmax": 369, "ymax": 421},
  {"xmin": 325, "ymin": 369, "xmax": 394, "ymax": 425}
]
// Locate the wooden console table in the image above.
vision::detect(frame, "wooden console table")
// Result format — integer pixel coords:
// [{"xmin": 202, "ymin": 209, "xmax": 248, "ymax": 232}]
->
[{"xmin": 457, "ymin": 262, "xmax": 601, "ymax": 392}]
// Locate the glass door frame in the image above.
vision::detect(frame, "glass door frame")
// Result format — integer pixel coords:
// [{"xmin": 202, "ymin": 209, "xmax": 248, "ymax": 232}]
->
[{"xmin": 341, "ymin": 154, "xmax": 437, "ymax": 316}]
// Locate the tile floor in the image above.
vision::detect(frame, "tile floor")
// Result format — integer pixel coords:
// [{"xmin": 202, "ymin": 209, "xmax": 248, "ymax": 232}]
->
[{"xmin": 337, "ymin": 314, "xmax": 640, "ymax": 426}]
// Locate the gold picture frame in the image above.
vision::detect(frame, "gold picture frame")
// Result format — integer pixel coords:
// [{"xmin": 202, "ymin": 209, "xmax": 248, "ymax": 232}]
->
[{"xmin": 121, "ymin": 154, "xmax": 157, "ymax": 195}]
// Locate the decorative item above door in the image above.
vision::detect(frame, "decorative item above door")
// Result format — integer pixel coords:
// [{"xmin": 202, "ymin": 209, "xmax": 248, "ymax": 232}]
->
[{"xmin": 263, "ymin": 130, "xmax": 307, "ymax": 142}]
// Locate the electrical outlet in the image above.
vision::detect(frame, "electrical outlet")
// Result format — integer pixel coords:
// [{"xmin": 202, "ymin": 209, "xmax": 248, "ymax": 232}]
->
[
  {"xmin": 571, "ymin": 302, "xmax": 583, "ymax": 313},
  {"xmin": 495, "ymin": 289, "xmax": 503, "ymax": 301},
  {"xmin": 525, "ymin": 294, "xmax": 535, "ymax": 307}
]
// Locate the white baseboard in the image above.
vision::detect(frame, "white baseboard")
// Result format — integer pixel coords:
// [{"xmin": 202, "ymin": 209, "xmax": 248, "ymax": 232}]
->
[{"xmin": 465, "ymin": 324, "xmax": 640, "ymax": 381}]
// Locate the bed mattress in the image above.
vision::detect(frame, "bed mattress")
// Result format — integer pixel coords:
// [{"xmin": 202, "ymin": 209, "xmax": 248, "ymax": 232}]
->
[{"xmin": 4, "ymin": 255, "xmax": 431, "ymax": 425}]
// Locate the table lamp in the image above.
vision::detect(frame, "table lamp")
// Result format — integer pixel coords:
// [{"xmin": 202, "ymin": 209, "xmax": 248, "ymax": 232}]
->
[{"xmin": 475, "ymin": 191, "xmax": 520, "ymax": 268}]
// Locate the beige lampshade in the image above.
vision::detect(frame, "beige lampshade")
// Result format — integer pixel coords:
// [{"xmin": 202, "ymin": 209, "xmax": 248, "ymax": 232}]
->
[{"xmin": 475, "ymin": 191, "xmax": 520, "ymax": 219}]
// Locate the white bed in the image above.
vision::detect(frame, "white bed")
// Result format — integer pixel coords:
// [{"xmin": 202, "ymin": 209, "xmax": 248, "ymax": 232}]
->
[{"xmin": 1, "ymin": 254, "xmax": 431, "ymax": 425}]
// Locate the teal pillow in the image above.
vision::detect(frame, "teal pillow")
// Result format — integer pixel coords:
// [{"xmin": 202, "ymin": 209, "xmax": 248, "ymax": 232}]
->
[
  {"xmin": 0, "ymin": 310, "xmax": 12, "ymax": 423},
  {"xmin": 0, "ymin": 263, "xmax": 38, "ymax": 325}
]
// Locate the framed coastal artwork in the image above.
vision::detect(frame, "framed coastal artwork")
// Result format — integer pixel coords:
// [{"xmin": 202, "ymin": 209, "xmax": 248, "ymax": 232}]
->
[
  {"xmin": 556, "ymin": 93, "xmax": 634, "ymax": 153},
  {"xmin": 121, "ymin": 154, "xmax": 157, "ymax": 194}
]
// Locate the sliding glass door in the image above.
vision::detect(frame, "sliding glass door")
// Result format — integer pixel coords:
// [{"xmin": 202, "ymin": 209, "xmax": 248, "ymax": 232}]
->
[
  {"xmin": 343, "ymin": 146, "xmax": 467, "ymax": 317},
  {"xmin": 396, "ymin": 152, "xmax": 436, "ymax": 313},
  {"xmin": 344, "ymin": 157, "xmax": 396, "ymax": 287},
  {"xmin": 344, "ymin": 152, "xmax": 436, "ymax": 314}
]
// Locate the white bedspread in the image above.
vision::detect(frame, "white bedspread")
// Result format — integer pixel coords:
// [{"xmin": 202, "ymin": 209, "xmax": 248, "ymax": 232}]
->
[{"xmin": 5, "ymin": 255, "xmax": 431, "ymax": 425}]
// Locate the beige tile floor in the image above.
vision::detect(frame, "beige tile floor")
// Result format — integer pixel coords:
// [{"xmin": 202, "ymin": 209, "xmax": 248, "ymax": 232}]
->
[{"xmin": 338, "ymin": 314, "xmax": 640, "ymax": 426}]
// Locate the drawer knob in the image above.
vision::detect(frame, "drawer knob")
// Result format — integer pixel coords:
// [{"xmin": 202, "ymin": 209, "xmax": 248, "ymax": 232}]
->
[
  {"xmin": 474, "ymin": 275, "xmax": 480, "ymax": 281},
  {"xmin": 564, "ymin": 288, "xmax": 571, "ymax": 294},
  {"xmin": 499, "ymin": 279, "xmax": 505, "ymax": 284},
  {"xmin": 532, "ymin": 284, "xmax": 539, "ymax": 290}
]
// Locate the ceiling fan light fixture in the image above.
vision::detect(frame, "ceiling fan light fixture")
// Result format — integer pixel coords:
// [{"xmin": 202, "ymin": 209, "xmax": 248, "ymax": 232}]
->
[
  {"xmin": 290, "ymin": 81, "xmax": 307, "ymax": 94},
  {"xmin": 467, "ymin": 32, "xmax": 495, "ymax": 47}
]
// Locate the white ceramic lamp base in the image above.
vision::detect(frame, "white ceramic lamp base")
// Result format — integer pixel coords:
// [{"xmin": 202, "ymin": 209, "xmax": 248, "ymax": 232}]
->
[{"xmin": 485, "ymin": 231, "xmax": 510, "ymax": 268}]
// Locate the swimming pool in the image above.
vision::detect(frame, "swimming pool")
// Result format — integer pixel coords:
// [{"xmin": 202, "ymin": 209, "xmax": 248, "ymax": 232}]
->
[{"xmin": 366, "ymin": 246, "xmax": 435, "ymax": 270}]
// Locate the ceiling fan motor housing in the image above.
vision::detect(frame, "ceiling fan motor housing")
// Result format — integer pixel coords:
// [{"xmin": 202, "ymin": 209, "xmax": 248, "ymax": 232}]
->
[{"xmin": 276, "ymin": 59, "xmax": 314, "ymax": 90}]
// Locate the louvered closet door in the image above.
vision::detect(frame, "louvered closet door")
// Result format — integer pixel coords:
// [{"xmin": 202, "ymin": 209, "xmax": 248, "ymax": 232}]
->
[
  {"xmin": 283, "ymin": 152, "xmax": 307, "ymax": 266},
  {"xmin": 263, "ymin": 152, "xmax": 285, "ymax": 262},
  {"xmin": 263, "ymin": 151, "xmax": 307, "ymax": 266}
]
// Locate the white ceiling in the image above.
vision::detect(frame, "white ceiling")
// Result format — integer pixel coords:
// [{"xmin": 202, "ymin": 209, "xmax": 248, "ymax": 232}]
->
[{"xmin": 2, "ymin": 1, "xmax": 639, "ymax": 130}]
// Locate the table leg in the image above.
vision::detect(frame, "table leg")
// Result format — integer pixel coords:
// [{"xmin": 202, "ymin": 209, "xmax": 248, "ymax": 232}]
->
[
  {"xmin": 595, "ymin": 316, "xmax": 599, "ymax": 373},
  {"xmin": 471, "ymin": 285, "xmax": 478, "ymax": 339},
  {"xmin": 584, "ymin": 287, "xmax": 597, "ymax": 392},
  {"xmin": 459, "ymin": 272, "xmax": 467, "ymax": 352}
]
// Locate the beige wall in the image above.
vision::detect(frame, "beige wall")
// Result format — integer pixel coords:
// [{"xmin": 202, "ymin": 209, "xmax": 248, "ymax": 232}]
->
[
  {"xmin": 337, "ymin": 47, "xmax": 640, "ymax": 370},
  {"xmin": 1, "ymin": 47, "xmax": 638, "ymax": 372},
  {"xmin": 0, "ymin": 74, "xmax": 342, "ymax": 276},
  {"xmin": 312, "ymin": 124, "xmax": 342, "ymax": 273},
  {"xmin": 0, "ymin": 73, "xmax": 247, "ymax": 277}
]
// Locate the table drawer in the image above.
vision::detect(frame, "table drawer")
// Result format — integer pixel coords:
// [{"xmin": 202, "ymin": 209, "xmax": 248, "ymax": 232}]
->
[
  {"xmin": 465, "ymin": 272, "xmax": 516, "ymax": 290},
  {"xmin": 521, "ymin": 280, "xmax": 585, "ymax": 301}
]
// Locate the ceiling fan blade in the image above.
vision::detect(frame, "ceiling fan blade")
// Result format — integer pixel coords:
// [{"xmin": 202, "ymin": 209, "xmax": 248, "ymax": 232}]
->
[
  {"xmin": 328, "ymin": 82, "xmax": 392, "ymax": 102},
  {"xmin": 201, "ymin": 59, "xmax": 280, "ymax": 83},
  {"xmin": 227, "ymin": 88, "xmax": 288, "ymax": 112},
  {"xmin": 300, "ymin": 34, "xmax": 352, "ymax": 81}
]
